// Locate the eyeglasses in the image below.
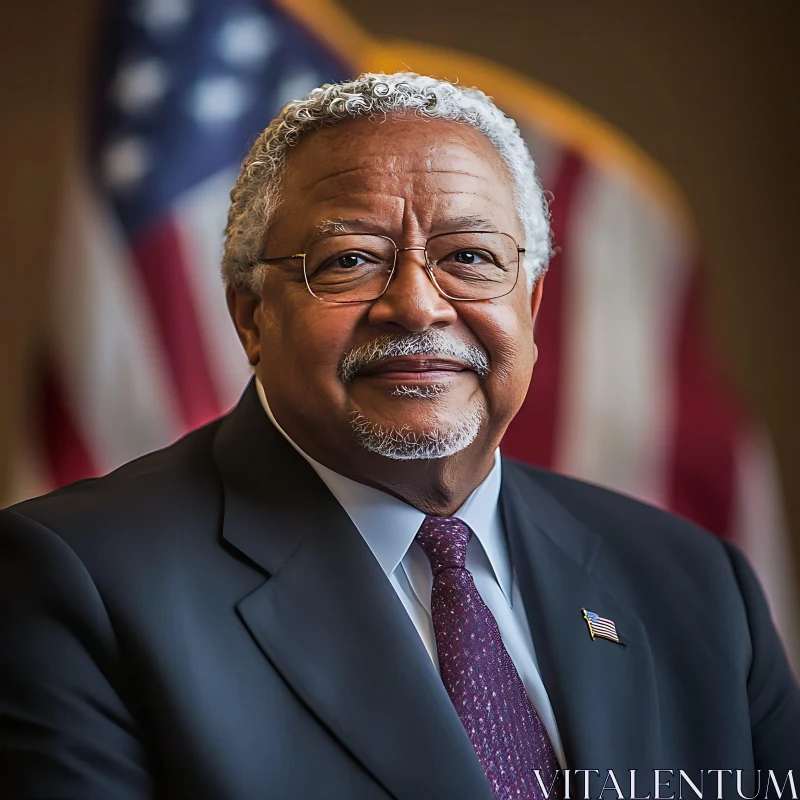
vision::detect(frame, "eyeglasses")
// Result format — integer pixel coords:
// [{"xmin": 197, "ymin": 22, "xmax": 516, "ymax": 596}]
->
[{"xmin": 257, "ymin": 231, "xmax": 524, "ymax": 303}]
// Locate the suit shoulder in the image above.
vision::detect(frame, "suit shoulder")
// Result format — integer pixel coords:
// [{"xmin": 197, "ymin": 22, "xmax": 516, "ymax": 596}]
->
[
  {"xmin": 3, "ymin": 420, "xmax": 224, "ymax": 558},
  {"xmin": 503, "ymin": 457, "xmax": 728, "ymax": 563}
]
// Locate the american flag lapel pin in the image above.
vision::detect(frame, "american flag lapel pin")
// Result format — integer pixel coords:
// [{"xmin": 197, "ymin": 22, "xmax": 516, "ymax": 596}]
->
[{"xmin": 582, "ymin": 608, "xmax": 622, "ymax": 645}]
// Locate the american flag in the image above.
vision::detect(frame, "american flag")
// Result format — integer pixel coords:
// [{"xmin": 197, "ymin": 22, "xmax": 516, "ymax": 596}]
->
[
  {"xmin": 583, "ymin": 610, "xmax": 621, "ymax": 645},
  {"xmin": 12, "ymin": 0, "xmax": 797, "ymax": 664}
]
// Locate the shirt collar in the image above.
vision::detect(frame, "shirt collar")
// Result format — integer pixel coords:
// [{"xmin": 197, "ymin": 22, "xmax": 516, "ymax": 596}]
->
[{"xmin": 255, "ymin": 377, "xmax": 509, "ymax": 600}]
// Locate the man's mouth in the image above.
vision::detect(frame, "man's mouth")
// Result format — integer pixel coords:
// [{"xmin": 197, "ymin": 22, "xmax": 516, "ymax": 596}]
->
[{"xmin": 356, "ymin": 357, "xmax": 471, "ymax": 382}]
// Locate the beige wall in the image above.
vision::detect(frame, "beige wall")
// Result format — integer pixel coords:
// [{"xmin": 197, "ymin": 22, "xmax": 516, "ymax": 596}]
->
[
  {"xmin": 1, "ymin": 1, "xmax": 798, "ymax": 621},
  {"xmin": 0, "ymin": 0, "xmax": 99, "ymax": 495}
]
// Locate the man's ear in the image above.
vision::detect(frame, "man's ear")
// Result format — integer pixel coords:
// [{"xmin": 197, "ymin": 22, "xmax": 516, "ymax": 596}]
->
[
  {"xmin": 226, "ymin": 285, "xmax": 262, "ymax": 366},
  {"xmin": 530, "ymin": 274, "xmax": 546, "ymax": 365},
  {"xmin": 530, "ymin": 274, "xmax": 546, "ymax": 326}
]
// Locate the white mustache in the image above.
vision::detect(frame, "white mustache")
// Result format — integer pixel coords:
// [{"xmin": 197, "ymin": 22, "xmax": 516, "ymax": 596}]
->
[{"xmin": 338, "ymin": 331, "xmax": 490, "ymax": 384}]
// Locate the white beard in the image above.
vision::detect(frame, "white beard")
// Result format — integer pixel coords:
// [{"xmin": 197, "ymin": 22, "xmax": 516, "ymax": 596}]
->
[{"xmin": 349, "ymin": 407, "xmax": 484, "ymax": 460}]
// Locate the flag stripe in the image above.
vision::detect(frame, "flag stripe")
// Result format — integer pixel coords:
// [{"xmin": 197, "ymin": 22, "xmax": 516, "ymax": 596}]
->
[
  {"xmin": 40, "ymin": 362, "xmax": 97, "ymax": 487},
  {"xmin": 732, "ymin": 431, "xmax": 800, "ymax": 661},
  {"xmin": 554, "ymin": 161, "xmax": 691, "ymax": 507},
  {"xmin": 667, "ymin": 265, "xmax": 740, "ymax": 537},
  {"xmin": 592, "ymin": 623, "xmax": 616, "ymax": 634},
  {"xmin": 172, "ymin": 169, "xmax": 255, "ymax": 411},
  {"xmin": 131, "ymin": 217, "xmax": 222, "ymax": 430},
  {"xmin": 48, "ymin": 166, "xmax": 183, "ymax": 475},
  {"xmin": 502, "ymin": 149, "xmax": 584, "ymax": 467}
]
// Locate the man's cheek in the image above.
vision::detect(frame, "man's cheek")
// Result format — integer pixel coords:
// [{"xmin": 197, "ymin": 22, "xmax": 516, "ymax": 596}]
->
[
  {"xmin": 483, "ymin": 324, "xmax": 530, "ymax": 382},
  {"xmin": 296, "ymin": 333, "xmax": 347, "ymax": 385}
]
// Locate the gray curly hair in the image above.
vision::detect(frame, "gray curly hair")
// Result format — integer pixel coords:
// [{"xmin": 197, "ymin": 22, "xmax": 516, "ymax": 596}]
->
[{"xmin": 223, "ymin": 72, "xmax": 552, "ymax": 292}]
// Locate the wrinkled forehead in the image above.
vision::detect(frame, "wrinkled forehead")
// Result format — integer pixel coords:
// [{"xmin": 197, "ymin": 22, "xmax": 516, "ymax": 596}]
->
[{"xmin": 273, "ymin": 116, "xmax": 520, "ymax": 237}]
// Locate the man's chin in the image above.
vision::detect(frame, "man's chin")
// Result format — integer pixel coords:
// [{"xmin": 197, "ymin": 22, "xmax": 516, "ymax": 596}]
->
[{"xmin": 347, "ymin": 406, "xmax": 486, "ymax": 461}]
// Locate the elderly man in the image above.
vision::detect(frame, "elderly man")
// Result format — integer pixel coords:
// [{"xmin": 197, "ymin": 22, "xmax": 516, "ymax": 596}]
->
[{"xmin": 1, "ymin": 73, "xmax": 798, "ymax": 800}]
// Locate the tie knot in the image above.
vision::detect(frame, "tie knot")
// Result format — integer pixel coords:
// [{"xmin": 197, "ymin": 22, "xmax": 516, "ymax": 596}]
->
[{"xmin": 415, "ymin": 516, "xmax": 472, "ymax": 574}]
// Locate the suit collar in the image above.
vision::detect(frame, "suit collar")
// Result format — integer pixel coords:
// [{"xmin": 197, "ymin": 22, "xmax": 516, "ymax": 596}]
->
[
  {"xmin": 500, "ymin": 459, "xmax": 662, "ymax": 773},
  {"xmin": 499, "ymin": 456, "xmax": 603, "ymax": 572},
  {"xmin": 212, "ymin": 381, "xmax": 492, "ymax": 800}
]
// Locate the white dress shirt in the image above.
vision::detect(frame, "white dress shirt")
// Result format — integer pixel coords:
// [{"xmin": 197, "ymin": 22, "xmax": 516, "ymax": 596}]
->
[{"xmin": 255, "ymin": 379, "xmax": 565, "ymax": 767}]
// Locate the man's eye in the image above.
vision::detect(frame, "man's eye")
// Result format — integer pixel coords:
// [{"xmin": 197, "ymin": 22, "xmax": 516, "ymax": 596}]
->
[
  {"xmin": 452, "ymin": 250, "xmax": 490, "ymax": 265},
  {"xmin": 332, "ymin": 253, "xmax": 366, "ymax": 269},
  {"xmin": 313, "ymin": 250, "xmax": 389, "ymax": 276}
]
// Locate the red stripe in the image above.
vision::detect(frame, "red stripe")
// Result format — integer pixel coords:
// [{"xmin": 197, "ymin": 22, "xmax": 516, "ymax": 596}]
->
[
  {"xmin": 502, "ymin": 151, "xmax": 585, "ymax": 467},
  {"xmin": 131, "ymin": 217, "xmax": 221, "ymax": 430},
  {"xmin": 40, "ymin": 363, "xmax": 97, "ymax": 487},
  {"xmin": 666, "ymin": 261, "xmax": 742, "ymax": 538}
]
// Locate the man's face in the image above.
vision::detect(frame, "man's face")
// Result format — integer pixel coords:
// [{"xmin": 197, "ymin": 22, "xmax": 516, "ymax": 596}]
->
[{"xmin": 230, "ymin": 116, "xmax": 543, "ymax": 472}]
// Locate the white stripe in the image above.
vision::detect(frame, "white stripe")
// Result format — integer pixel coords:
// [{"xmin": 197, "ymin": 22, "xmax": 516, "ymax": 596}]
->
[
  {"xmin": 593, "ymin": 630, "xmax": 618, "ymax": 641},
  {"xmin": 594, "ymin": 632, "xmax": 619, "ymax": 642},
  {"xmin": 594, "ymin": 630, "xmax": 619, "ymax": 638},
  {"xmin": 592, "ymin": 623, "xmax": 617, "ymax": 635},
  {"xmin": 731, "ymin": 429, "xmax": 800, "ymax": 672},
  {"xmin": 173, "ymin": 167, "xmax": 252, "ymax": 410},
  {"xmin": 554, "ymin": 164, "xmax": 691, "ymax": 507},
  {"xmin": 50, "ymin": 160, "xmax": 182, "ymax": 475}
]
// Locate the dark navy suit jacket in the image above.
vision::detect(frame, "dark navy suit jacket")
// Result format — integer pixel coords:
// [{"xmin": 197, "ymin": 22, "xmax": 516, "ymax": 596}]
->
[{"xmin": 1, "ymin": 382, "xmax": 798, "ymax": 798}]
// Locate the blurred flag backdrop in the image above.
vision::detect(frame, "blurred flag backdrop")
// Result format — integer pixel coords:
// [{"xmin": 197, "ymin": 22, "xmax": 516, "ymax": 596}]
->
[{"xmin": 16, "ymin": 0, "xmax": 797, "ymax": 658}]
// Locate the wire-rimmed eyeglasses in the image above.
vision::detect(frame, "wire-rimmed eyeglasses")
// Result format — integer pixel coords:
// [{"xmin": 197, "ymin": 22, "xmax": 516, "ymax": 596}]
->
[{"xmin": 256, "ymin": 231, "xmax": 525, "ymax": 303}]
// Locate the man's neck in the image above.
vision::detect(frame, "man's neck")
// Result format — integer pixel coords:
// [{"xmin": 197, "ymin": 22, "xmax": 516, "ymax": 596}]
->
[
  {"xmin": 341, "ymin": 449, "xmax": 498, "ymax": 516},
  {"xmin": 256, "ymin": 378, "xmax": 499, "ymax": 516}
]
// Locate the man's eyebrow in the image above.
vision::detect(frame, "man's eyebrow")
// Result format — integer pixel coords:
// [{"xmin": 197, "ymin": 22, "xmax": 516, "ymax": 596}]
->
[
  {"xmin": 311, "ymin": 215, "xmax": 501, "ymax": 237},
  {"xmin": 433, "ymin": 215, "xmax": 500, "ymax": 232},
  {"xmin": 311, "ymin": 219, "xmax": 352, "ymax": 236},
  {"xmin": 311, "ymin": 218, "xmax": 392, "ymax": 236}
]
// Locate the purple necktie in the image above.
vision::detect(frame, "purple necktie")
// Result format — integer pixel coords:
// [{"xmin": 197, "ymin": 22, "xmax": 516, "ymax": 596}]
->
[{"xmin": 416, "ymin": 516, "xmax": 563, "ymax": 800}]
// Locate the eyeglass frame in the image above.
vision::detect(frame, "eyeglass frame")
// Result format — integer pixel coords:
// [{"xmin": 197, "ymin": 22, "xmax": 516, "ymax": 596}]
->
[{"xmin": 255, "ymin": 230, "xmax": 526, "ymax": 303}]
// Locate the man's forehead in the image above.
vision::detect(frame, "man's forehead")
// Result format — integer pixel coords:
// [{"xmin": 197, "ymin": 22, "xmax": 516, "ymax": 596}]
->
[
  {"xmin": 282, "ymin": 116, "xmax": 510, "ymax": 188},
  {"xmin": 269, "ymin": 116, "xmax": 520, "ymax": 242},
  {"xmin": 297, "ymin": 184, "xmax": 518, "ymax": 237}
]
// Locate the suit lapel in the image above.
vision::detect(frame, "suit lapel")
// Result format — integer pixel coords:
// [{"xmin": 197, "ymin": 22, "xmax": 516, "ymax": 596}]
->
[
  {"xmin": 501, "ymin": 460, "xmax": 662, "ymax": 778},
  {"xmin": 212, "ymin": 383, "xmax": 491, "ymax": 800}
]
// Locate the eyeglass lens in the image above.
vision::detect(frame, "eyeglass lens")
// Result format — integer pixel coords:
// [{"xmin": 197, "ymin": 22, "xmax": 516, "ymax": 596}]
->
[{"xmin": 303, "ymin": 232, "xmax": 519, "ymax": 302}]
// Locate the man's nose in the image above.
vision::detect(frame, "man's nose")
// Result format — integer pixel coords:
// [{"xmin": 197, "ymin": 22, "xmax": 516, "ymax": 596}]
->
[{"xmin": 367, "ymin": 248, "xmax": 458, "ymax": 332}]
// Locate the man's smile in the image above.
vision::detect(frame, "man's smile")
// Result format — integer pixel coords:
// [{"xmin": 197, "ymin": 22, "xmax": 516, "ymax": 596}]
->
[{"xmin": 354, "ymin": 356, "xmax": 472, "ymax": 384}]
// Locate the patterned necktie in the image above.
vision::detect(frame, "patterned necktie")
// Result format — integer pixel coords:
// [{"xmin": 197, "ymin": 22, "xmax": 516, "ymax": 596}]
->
[{"xmin": 416, "ymin": 516, "xmax": 563, "ymax": 800}]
